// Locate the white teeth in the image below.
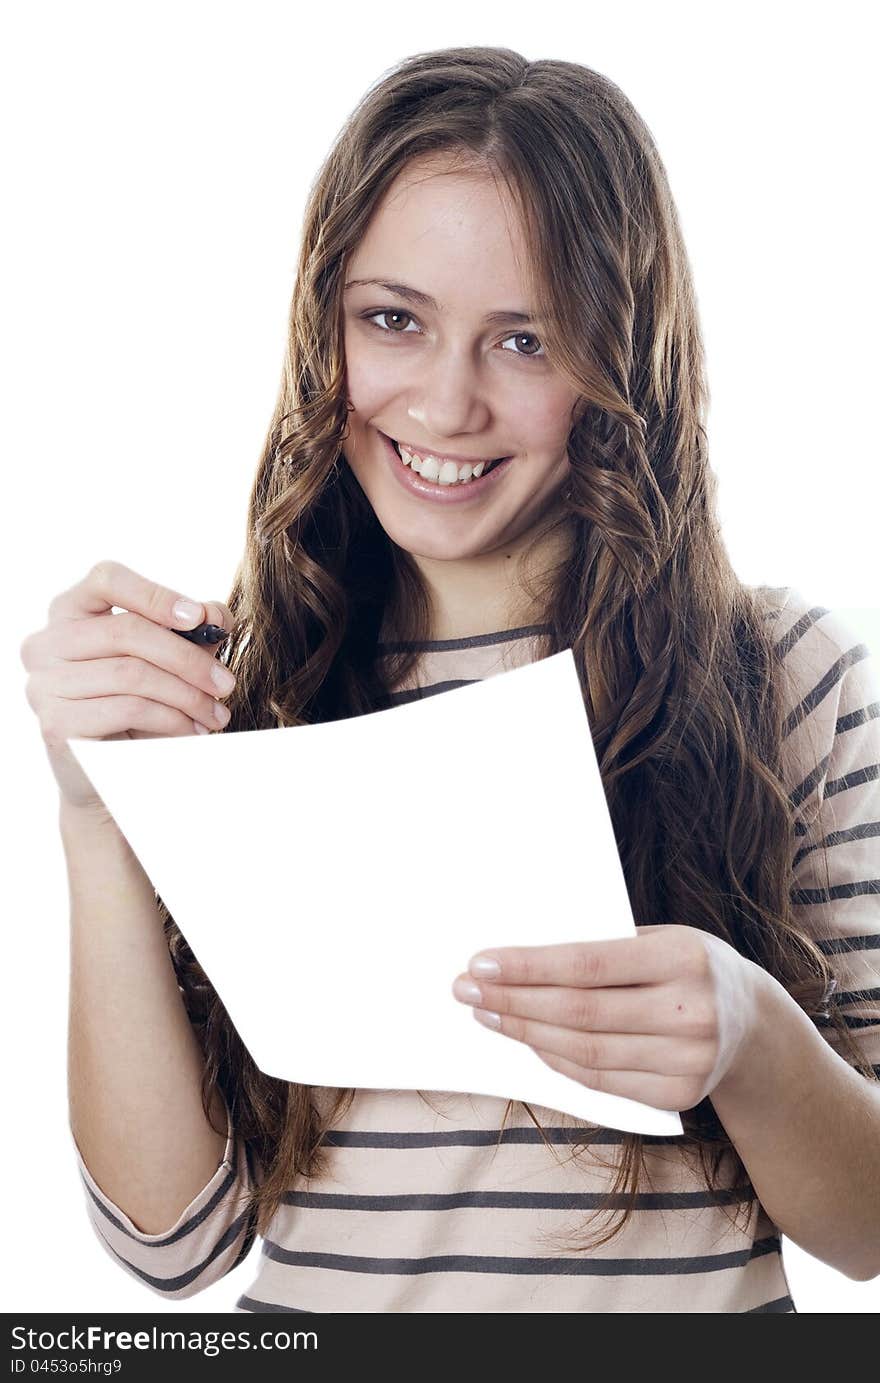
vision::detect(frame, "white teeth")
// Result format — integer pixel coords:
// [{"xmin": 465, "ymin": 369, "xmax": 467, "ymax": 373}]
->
[
  {"xmin": 397, "ymin": 441, "xmax": 494, "ymax": 485},
  {"xmin": 439, "ymin": 460, "xmax": 461, "ymax": 484}
]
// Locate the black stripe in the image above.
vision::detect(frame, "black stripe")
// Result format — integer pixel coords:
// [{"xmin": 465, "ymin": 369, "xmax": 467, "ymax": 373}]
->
[
  {"xmin": 781, "ymin": 643, "xmax": 870, "ymax": 740},
  {"xmin": 260, "ymin": 1233, "xmax": 780, "ymax": 1278},
  {"xmin": 825, "ymin": 763, "xmax": 880, "ymax": 800},
  {"xmin": 816, "ymin": 1013, "xmax": 880, "ymax": 1029},
  {"xmin": 787, "ymin": 718, "xmax": 879, "ymax": 791},
  {"xmin": 80, "ymin": 1161, "xmax": 240, "ymax": 1247},
  {"xmin": 788, "ymin": 756, "xmax": 830, "ymax": 812},
  {"xmin": 321, "ymin": 1127, "xmax": 683, "ymax": 1149},
  {"xmin": 814, "ymin": 933, "xmax": 880, "ymax": 954},
  {"xmin": 280, "ymin": 1187, "xmax": 754, "ymax": 1212},
  {"xmin": 791, "ymin": 880, "xmax": 880, "ymax": 904},
  {"xmin": 745, "ymin": 1295, "xmax": 796, "ymax": 1313},
  {"xmin": 837, "ymin": 702, "xmax": 880, "ymax": 734},
  {"xmin": 236, "ymin": 1295, "xmax": 313, "ymax": 1313},
  {"xmin": 836, "ymin": 987, "xmax": 880, "ymax": 1005},
  {"xmin": 228, "ymin": 1141, "xmax": 259, "ymax": 1270},
  {"xmin": 387, "ymin": 678, "xmax": 481, "ymax": 704},
  {"xmin": 788, "ymin": 761, "xmax": 880, "ymax": 819},
  {"xmin": 92, "ymin": 1205, "xmax": 255, "ymax": 1293},
  {"xmin": 229, "ymin": 1206, "xmax": 260, "ymax": 1270},
  {"xmin": 792, "ymin": 821, "xmax": 880, "ymax": 870},
  {"xmin": 773, "ymin": 604, "xmax": 829, "ymax": 661},
  {"xmin": 377, "ymin": 623, "xmax": 553, "ymax": 654}
]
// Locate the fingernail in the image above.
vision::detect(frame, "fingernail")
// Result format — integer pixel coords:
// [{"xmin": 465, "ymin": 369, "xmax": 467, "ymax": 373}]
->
[
  {"xmin": 173, "ymin": 598, "xmax": 203, "ymax": 625},
  {"xmin": 469, "ymin": 956, "xmax": 501, "ymax": 978},
  {"xmin": 453, "ymin": 978, "xmax": 483, "ymax": 1004},
  {"xmin": 473, "ymin": 1009, "xmax": 502, "ymax": 1029},
  {"xmin": 212, "ymin": 664, "xmax": 236, "ymax": 694}
]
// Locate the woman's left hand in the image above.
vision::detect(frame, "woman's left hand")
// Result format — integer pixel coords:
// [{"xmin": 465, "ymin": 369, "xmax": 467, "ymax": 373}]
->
[{"xmin": 451, "ymin": 925, "xmax": 767, "ymax": 1111}]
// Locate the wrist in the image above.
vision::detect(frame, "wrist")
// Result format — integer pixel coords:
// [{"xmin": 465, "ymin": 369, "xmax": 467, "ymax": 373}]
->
[{"xmin": 714, "ymin": 959, "xmax": 782, "ymax": 1101}]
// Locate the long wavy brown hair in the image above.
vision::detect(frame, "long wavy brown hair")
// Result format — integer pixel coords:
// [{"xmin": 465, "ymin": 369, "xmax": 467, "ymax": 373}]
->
[{"xmin": 159, "ymin": 45, "xmax": 875, "ymax": 1249}]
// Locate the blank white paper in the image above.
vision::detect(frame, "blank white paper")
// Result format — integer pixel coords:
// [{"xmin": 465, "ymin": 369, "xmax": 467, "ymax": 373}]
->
[{"xmin": 69, "ymin": 649, "xmax": 683, "ymax": 1137}]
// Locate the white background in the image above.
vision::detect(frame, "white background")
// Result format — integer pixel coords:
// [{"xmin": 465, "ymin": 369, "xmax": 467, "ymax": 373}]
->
[{"xmin": 3, "ymin": 0, "xmax": 878, "ymax": 1313}]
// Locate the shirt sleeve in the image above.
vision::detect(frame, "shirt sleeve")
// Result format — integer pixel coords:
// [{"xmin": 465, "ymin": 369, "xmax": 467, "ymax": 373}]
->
[
  {"xmin": 780, "ymin": 592, "xmax": 880, "ymax": 1076},
  {"xmin": 71, "ymin": 1092, "xmax": 259, "ymax": 1299}
]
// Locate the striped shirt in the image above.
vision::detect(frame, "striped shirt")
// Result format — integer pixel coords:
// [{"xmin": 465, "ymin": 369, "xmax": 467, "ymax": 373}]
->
[{"xmin": 71, "ymin": 584, "xmax": 880, "ymax": 1312}]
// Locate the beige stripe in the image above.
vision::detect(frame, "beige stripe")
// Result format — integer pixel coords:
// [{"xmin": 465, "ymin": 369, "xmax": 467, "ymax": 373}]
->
[{"xmin": 384, "ymin": 628, "xmax": 553, "ymax": 698}]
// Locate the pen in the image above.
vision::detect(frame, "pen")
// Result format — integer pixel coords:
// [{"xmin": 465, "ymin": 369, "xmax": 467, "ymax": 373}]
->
[{"xmin": 172, "ymin": 622, "xmax": 230, "ymax": 647}]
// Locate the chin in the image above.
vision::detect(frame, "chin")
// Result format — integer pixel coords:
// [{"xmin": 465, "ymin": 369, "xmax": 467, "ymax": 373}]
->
[{"xmin": 384, "ymin": 517, "xmax": 509, "ymax": 563}]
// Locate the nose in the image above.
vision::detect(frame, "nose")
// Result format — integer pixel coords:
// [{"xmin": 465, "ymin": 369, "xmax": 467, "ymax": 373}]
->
[{"xmin": 407, "ymin": 341, "xmax": 492, "ymax": 442}]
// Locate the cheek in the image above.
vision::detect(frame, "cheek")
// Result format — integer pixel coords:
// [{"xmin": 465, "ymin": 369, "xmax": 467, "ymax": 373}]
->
[
  {"xmin": 534, "ymin": 452, "xmax": 571, "ymax": 493},
  {"xmin": 513, "ymin": 430, "xmax": 571, "ymax": 478},
  {"xmin": 513, "ymin": 449, "xmax": 571, "ymax": 506},
  {"xmin": 524, "ymin": 384, "xmax": 580, "ymax": 442},
  {"xmin": 500, "ymin": 385, "xmax": 575, "ymax": 452},
  {"xmin": 343, "ymin": 338, "xmax": 394, "ymax": 413}
]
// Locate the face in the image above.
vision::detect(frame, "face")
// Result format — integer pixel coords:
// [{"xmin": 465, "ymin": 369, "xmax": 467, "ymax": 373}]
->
[{"xmin": 341, "ymin": 156, "xmax": 581, "ymax": 577}]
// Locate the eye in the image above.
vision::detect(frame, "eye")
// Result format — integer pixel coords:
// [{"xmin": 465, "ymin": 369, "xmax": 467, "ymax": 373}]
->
[
  {"xmin": 362, "ymin": 309, "xmax": 419, "ymax": 333},
  {"xmin": 500, "ymin": 331, "xmax": 545, "ymax": 359}
]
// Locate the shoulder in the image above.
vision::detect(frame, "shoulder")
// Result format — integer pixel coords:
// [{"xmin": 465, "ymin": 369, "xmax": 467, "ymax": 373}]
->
[
  {"xmin": 753, "ymin": 583, "xmax": 879, "ymax": 816},
  {"xmin": 763, "ymin": 583, "xmax": 874, "ymax": 685},
  {"xmin": 754, "ymin": 582, "xmax": 878, "ymax": 705}
]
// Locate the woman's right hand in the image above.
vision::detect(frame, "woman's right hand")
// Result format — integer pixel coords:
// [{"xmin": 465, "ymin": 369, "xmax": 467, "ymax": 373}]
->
[{"xmin": 20, "ymin": 559, "xmax": 236, "ymax": 815}]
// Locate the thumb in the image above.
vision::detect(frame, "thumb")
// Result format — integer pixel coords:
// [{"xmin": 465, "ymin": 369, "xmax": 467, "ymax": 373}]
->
[{"xmin": 202, "ymin": 601, "xmax": 234, "ymax": 644}]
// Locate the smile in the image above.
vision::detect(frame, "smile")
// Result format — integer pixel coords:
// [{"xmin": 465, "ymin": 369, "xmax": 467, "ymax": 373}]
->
[
  {"xmin": 388, "ymin": 436, "xmax": 508, "ymax": 485},
  {"xmin": 380, "ymin": 431, "xmax": 513, "ymax": 503}
]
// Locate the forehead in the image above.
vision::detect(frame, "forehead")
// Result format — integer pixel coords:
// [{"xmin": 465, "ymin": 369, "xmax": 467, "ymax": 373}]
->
[{"xmin": 348, "ymin": 160, "xmax": 532, "ymax": 304}]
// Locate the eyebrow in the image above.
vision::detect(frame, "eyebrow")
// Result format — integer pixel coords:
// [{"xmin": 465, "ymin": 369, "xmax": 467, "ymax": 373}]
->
[{"xmin": 343, "ymin": 278, "xmax": 540, "ymax": 326}]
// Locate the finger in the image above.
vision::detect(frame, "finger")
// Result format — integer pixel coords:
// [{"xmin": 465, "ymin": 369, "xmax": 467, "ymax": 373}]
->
[
  {"xmin": 452, "ymin": 976, "xmax": 712, "ymax": 1039},
  {"xmin": 468, "ymin": 932, "xmax": 685, "ymax": 989},
  {"xmin": 29, "ymin": 611, "xmax": 233, "ymax": 704},
  {"xmin": 529, "ymin": 1048, "xmax": 695, "ymax": 1112},
  {"xmin": 47, "ymin": 559, "xmax": 209, "ymax": 629},
  {"xmin": 53, "ymin": 693, "xmax": 220, "ymax": 743},
  {"xmin": 206, "ymin": 601, "xmax": 235, "ymax": 638},
  {"xmin": 31, "ymin": 656, "xmax": 231, "ymax": 734},
  {"xmin": 473, "ymin": 1010, "xmax": 711, "ymax": 1076}
]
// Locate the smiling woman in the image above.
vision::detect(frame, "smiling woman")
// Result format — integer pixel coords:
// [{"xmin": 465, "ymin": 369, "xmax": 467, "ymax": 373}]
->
[{"xmin": 54, "ymin": 44, "xmax": 880, "ymax": 1313}]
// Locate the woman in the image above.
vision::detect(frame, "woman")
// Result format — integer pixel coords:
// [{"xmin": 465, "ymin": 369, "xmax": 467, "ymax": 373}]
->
[{"xmin": 33, "ymin": 46, "xmax": 880, "ymax": 1312}]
